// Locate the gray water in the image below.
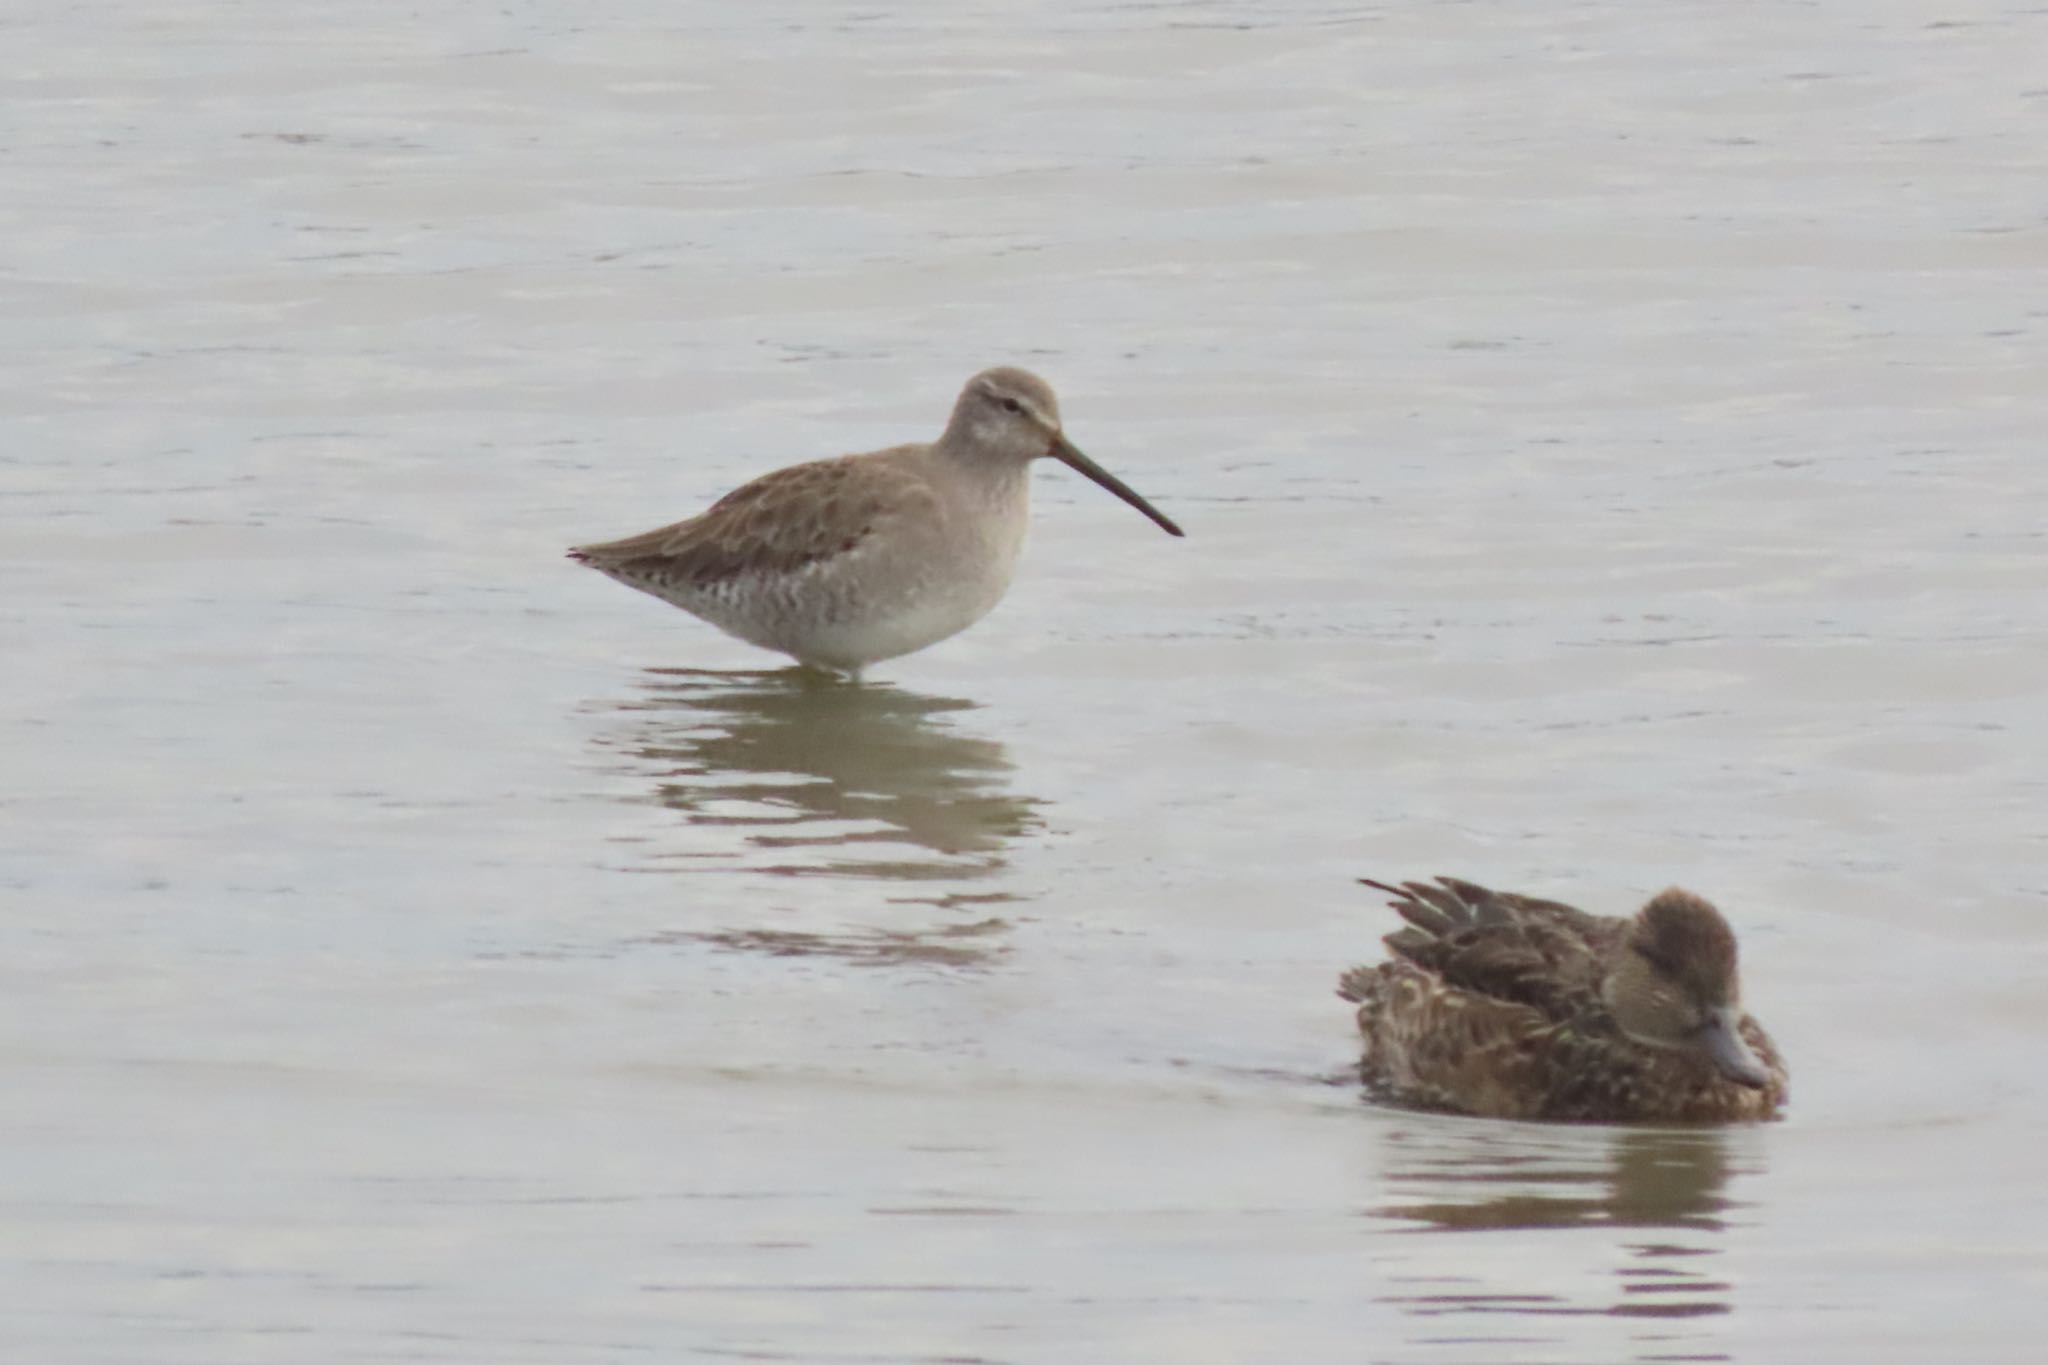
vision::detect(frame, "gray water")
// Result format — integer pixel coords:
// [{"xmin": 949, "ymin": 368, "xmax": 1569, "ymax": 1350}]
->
[{"xmin": 7, "ymin": 2, "xmax": 2048, "ymax": 1360}]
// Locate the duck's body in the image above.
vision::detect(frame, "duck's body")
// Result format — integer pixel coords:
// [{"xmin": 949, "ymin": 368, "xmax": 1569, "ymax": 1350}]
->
[
  {"xmin": 1339, "ymin": 877, "xmax": 1787, "ymax": 1123},
  {"xmin": 569, "ymin": 367, "xmax": 1182, "ymax": 675}
]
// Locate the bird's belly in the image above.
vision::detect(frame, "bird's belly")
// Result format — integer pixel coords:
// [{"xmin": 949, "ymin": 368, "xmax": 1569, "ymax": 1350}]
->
[
  {"xmin": 679, "ymin": 543, "xmax": 1017, "ymax": 670},
  {"xmin": 790, "ymin": 589, "xmax": 993, "ymax": 668}
]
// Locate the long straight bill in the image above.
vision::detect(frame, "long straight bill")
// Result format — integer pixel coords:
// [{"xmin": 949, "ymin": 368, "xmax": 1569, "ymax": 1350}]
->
[{"xmin": 1049, "ymin": 435, "xmax": 1184, "ymax": 537}]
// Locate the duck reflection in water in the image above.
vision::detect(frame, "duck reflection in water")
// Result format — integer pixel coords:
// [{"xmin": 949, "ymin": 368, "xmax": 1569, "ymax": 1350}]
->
[
  {"xmin": 1373, "ymin": 1121, "xmax": 1755, "ymax": 1358},
  {"xmin": 590, "ymin": 668, "xmax": 1041, "ymax": 964}
]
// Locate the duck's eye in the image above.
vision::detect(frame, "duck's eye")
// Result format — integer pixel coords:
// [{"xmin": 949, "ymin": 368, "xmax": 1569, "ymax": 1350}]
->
[{"xmin": 999, "ymin": 398, "xmax": 1024, "ymax": 415}]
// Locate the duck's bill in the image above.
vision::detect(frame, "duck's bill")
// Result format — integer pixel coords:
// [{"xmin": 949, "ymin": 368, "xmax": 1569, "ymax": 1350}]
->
[
  {"xmin": 1051, "ymin": 435, "xmax": 1184, "ymax": 537},
  {"xmin": 1701, "ymin": 1008, "xmax": 1772, "ymax": 1089}
]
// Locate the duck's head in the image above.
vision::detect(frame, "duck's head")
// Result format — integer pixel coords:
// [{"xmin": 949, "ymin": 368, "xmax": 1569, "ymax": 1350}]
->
[{"xmin": 1602, "ymin": 889, "xmax": 1772, "ymax": 1089}]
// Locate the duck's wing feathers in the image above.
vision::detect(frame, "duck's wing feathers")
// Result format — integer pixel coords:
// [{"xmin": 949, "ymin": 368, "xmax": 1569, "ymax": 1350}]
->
[
  {"xmin": 1357, "ymin": 876, "xmax": 1625, "ymax": 1020},
  {"xmin": 569, "ymin": 447, "xmax": 940, "ymax": 588}
]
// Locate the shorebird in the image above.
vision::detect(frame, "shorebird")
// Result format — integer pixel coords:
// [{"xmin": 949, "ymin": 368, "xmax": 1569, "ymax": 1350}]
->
[
  {"xmin": 1339, "ymin": 877, "xmax": 1787, "ymax": 1122},
  {"xmin": 569, "ymin": 367, "xmax": 1182, "ymax": 675}
]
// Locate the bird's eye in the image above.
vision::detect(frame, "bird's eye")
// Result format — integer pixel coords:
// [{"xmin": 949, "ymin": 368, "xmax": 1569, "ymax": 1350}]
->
[{"xmin": 999, "ymin": 398, "xmax": 1024, "ymax": 415}]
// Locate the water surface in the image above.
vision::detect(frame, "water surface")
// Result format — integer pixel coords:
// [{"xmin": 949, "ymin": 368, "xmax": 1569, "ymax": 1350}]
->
[{"xmin": 7, "ymin": 1, "xmax": 2048, "ymax": 1361}]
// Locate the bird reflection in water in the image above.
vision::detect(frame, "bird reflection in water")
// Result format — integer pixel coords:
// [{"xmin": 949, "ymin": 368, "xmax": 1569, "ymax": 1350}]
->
[
  {"xmin": 1371, "ymin": 1121, "xmax": 1753, "ymax": 1360},
  {"xmin": 588, "ymin": 668, "xmax": 1041, "ymax": 965}
]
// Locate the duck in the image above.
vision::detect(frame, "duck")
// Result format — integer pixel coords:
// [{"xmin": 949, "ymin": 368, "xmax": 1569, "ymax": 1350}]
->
[{"xmin": 1338, "ymin": 876, "xmax": 1787, "ymax": 1122}]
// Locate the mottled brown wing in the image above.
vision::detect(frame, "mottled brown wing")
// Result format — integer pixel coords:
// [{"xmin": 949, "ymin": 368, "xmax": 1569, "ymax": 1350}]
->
[
  {"xmin": 1365, "ymin": 877, "xmax": 1625, "ymax": 1022},
  {"xmin": 1353, "ymin": 960, "xmax": 1561, "ymax": 1120},
  {"xmin": 1415, "ymin": 924, "xmax": 1603, "ymax": 1021},
  {"xmin": 1436, "ymin": 877, "xmax": 1612, "ymax": 935},
  {"xmin": 570, "ymin": 447, "xmax": 939, "ymax": 587}
]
